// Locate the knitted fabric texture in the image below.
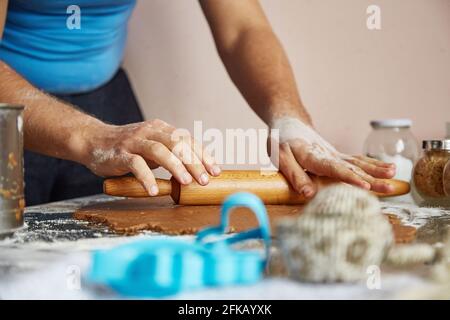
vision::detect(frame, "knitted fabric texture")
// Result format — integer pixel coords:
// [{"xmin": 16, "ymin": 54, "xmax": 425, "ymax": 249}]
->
[{"xmin": 276, "ymin": 184, "xmax": 394, "ymax": 282}]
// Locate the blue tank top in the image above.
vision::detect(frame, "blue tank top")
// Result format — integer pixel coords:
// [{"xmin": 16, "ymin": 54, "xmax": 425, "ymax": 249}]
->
[{"xmin": 0, "ymin": 0, "xmax": 136, "ymax": 94}]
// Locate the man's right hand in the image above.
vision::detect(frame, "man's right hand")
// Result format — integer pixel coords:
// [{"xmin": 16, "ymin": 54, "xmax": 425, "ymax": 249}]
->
[{"xmin": 80, "ymin": 119, "xmax": 221, "ymax": 196}]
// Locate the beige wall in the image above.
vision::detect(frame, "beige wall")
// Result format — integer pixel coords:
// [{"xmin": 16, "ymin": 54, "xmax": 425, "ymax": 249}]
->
[{"xmin": 123, "ymin": 0, "xmax": 450, "ymax": 157}]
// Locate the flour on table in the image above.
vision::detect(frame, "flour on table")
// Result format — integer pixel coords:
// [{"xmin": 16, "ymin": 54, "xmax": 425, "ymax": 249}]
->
[{"xmin": 381, "ymin": 201, "xmax": 450, "ymax": 228}]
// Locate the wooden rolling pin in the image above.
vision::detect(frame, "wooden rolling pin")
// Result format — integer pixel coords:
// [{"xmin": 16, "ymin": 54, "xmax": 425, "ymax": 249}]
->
[{"xmin": 103, "ymin": 170, "xmax": 410, "ymax": 205}]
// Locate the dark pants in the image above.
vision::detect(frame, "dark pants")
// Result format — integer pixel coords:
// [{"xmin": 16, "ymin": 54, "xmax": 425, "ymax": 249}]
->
[{"xmin": 25, "ymin": 68, "xmax": 144, "ymax": 206}]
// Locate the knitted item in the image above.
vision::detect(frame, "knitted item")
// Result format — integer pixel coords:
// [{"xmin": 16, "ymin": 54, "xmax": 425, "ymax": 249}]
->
[
  {"xmin": 276, "ymin": 185, "xmax": 393, "ymax": 282},
  {"xmin": 274, "ymin": 184, "xmax": 450, "ymax": 283},
  {"xmin": 385, "ymin": 244, "xmax": 437, "ymax": 266},
  {"xmin": 430, "ymin": 229, "xmax": 450, "ymax": 282}
]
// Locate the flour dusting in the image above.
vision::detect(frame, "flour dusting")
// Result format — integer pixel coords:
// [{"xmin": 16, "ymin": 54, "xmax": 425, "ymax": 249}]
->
[
  {"xmin": 91, "ymin": 148, "xmax": 116, "ymax": 166},
  {"xmin": 381, "ymin": 201, "xmax": 450, "ymax": 228},
  {"xmin": 272, "ymin": 117, "xmax": 338, "ymax": 154},
  {"xmin": 271, "ymin": 117, "xmax": 375, "ymax": 180}
]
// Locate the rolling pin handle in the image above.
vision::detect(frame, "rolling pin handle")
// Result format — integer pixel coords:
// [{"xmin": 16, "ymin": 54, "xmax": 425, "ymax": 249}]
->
[{"xmin": 103, "ymin": 177, "xmax": 172, "ymax": 198}]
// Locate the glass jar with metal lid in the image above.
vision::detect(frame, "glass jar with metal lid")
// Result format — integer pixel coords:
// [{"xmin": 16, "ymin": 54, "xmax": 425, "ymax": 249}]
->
[
  {"xmin": 413, "ymin": 140, "xmax": 450, "ymax": 207},
  {"xmin": 363, "ymin": 119, "xmax": 419, "ymax": 182},
  {"xmin": 363, "ymin": 119, "xmax": 420, "ymax": 203}
]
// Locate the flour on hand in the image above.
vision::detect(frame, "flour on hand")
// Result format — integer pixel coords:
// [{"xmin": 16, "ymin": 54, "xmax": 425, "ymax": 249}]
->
[
  {"xmin": 271, "ymin": 117, "xmax": 364, "ymax": 172},
  {"xmin": 271, "ymin": 117, "xmax": 338, "ymax": 156}
]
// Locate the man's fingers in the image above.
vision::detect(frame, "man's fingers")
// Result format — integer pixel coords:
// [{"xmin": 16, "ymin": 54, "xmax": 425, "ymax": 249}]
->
[
  {"xmin": 149, "ymin": 125, "xmax": 220, "ymax": 176},
  {"xmin": 298, "ymin": 152, "xmax": 371, "ymax": 190},
  {"xmin": 147, "ymin": 161, "xmax": 160, "ymax": 170},
  {"xmin": 173, "ymin": 130, "xmax": 221, "ymax": 177},
  {"xmin": 279, "ymin": 144, "xmax": 316, "ymax": 198},
  {"xmin": 131, "ymin": 140, "xmax": 194, "ymax": 186},
  {"xmin": 124, "ymin": 153, "xmax": 159, "ymax": 196},
  {"xmin": 145, "ymin": 130, "xmax": 211, "ymax": 185},
  {"xmin": 291, "ymin": 143, "xmax": 398, "ymax": 191},
  {"xmin": 345, "ymin": 156, "xmax": 396, "ymax": 179},
  {"xmin": 345, "ymin": 163, "xmax": 395, "ymax": 193},
  {"xmin": 353, "ymin": 155, "xmax": 396, "ymax": 169},
  {"xmin": 172, "ymin": 141, "xmax": 210, "ymax": 185},
  {"xmin": 190, "ymin": 137, "xmax": 221, "ymax": 176},
  {"xmin": 328, "ymin": 162, "xmax": 372, "ymax": 190},
  {"xmin": 367, "ymin": 178, "xmax": 395, "ymax": 193}
]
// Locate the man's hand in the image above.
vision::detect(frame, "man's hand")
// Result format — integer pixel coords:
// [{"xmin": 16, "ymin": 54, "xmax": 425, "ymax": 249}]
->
[
  {"xmin": 0, "ymin": 62, "xmax": 221, "ymax": 197},
  {"xmin": 272, "ymin": 117, "xmax": 396, "ymax": 197},
  {"xmin": 81, "ymin": 119, "xmax": 221, "ymax": 196},
  {"xmin": 201, "ymin": 1, "xmax": 395, "ymax": 196}
]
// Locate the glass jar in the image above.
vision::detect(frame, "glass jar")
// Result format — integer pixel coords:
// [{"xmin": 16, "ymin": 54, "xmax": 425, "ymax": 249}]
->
[
  {"xmin": 363, "ymin": 119, "xmax": 419, "ymax": 182},
  {"xmin": 444, "ymin": 160, "xmax": 450, "ymax": 197},
  {"xmin": 413, "ymin": 140, "xmax": 450, "ymax": 207},
  {"xmin": 446, "ymin": 122, "xmax": 450, "ymax": 139},
  {"xmin": 363, "ymin": 119, "xmax": 420, "ymax": 203}
]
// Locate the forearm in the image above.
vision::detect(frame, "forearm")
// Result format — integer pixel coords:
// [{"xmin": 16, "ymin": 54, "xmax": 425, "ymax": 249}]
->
[
  {"xmin": 0, "ymin": 61, "xmax": 105, "ymax": 164},
  {"xmin": 218, "ymin": 27, "xmax": 312, "ymax": 126},
  {"xmin": 0, "ymin": 61, "xmax": 220, "ymax": 192}
]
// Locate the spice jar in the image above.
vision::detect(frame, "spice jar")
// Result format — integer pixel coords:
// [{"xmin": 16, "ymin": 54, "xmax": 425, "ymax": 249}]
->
[
  {"xmin": 444, "ymin": 160, "xmax": 450, "ymax": 196},
  {"xmin": 413, "ymin": 140, "xmax": 450, "ymax": 207}
]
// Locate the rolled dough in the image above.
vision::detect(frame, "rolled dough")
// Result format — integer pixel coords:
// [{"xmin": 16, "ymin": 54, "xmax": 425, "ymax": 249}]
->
[{"xmin": 73, "ymin": 196, "xmax": 416, "ymax": 242}]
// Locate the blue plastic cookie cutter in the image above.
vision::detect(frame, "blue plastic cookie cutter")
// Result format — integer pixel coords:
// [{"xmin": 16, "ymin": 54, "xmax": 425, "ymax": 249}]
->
[{"xmin": 88, "ymin": 192, "xmax": 271, "ymax": 297}]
